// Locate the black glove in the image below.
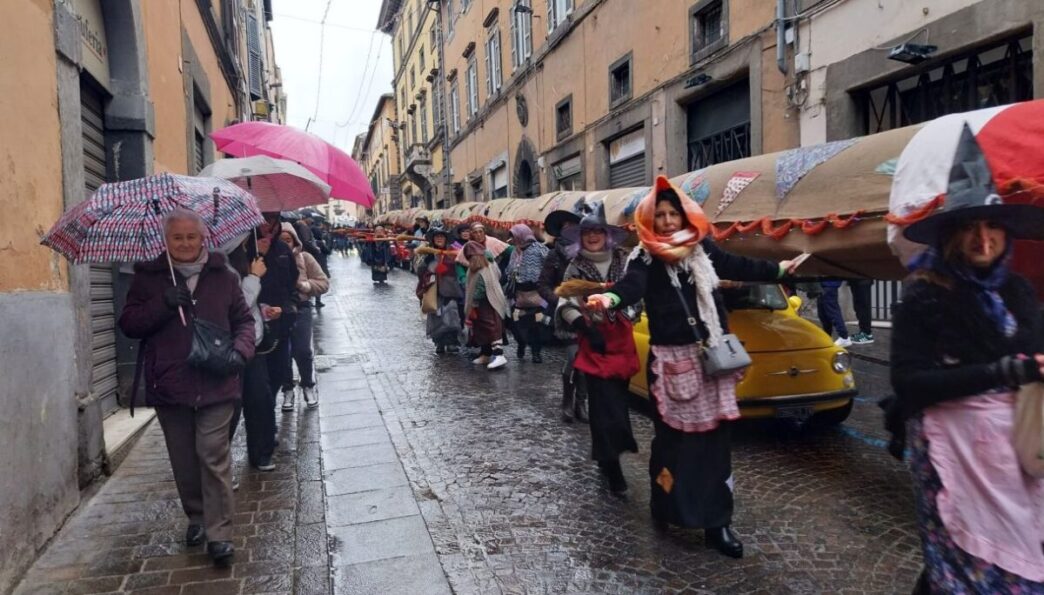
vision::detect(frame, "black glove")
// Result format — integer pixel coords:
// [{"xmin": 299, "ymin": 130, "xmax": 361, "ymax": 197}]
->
[
  {"xmin": 226, "ymin": 350, "xmax": 246, "ymax": 374},
  {"xmin": 994, "ymin": 355, "xmax": 1044, "ymax": 387},
  {"xmin": 162, "ymin": 286, "xmax": 192, "ymax": 310},
  {"xmin": 571, "ymin": 318, "xmax": 606, "ymax": 354}
]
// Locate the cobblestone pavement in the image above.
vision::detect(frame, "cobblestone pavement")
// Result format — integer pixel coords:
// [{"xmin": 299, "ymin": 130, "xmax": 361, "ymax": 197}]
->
[
  {"xmin": 314, "ymin": 255, "xmax": 922, "ymax": 594},
  {"xmin": 15, "ymin": 253, "xmax": 921, "ymax": 595},
  {"xmin": 14, "ymin": 389, "xmax": 330, "ymax": 594}
]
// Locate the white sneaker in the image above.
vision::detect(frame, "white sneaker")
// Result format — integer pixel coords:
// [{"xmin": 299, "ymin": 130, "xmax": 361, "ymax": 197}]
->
[
  {"xmin": 472, "ymin": 355, "xmax": 491, "ymax": 365},
  {"xmin": 281, "ymin": 388, "xmax": 296, "ymax": 411},
  {"xmin": 487, "ymin": 355, "xmax": 508, "ymax": 370},
  {"xmin": 303, "ymin": 386, "xmax": 318, "ymax": 409},
  {"xmin": 834, "ymin": 336, "xmax": 853, "ymax": 348}
]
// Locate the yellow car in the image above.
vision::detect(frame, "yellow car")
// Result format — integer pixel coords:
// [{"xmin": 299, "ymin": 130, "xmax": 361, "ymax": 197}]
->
[{"xmin": 628, "ymin": 283, "xmax": 857, "ymax": 425}]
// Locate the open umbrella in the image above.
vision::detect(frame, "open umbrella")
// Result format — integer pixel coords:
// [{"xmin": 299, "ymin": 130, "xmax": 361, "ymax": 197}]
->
[
  {"xmin": 199, "ymin": 155, "xmax": 330, "ymax": 212},
  {"xmin": 211, "ymin": 122, "xmax": 375, "ymax": 207},
  {"xmin": 41, "ymin": 172, "xmax": 264, "ymax": 323}
]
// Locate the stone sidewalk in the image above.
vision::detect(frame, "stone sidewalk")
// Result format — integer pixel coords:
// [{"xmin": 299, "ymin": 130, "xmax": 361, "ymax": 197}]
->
[{"xmin": 14, "ymin": 399, "xmax": 328, "ymax": 594}]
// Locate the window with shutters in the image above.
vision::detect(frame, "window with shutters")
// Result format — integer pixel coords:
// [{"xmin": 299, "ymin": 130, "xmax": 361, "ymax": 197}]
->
[
  {"xmin": 547, "ymin": 0, "xmax": 574, "ymax": 32},
  {"xmin": 511, "ymin": 0, "xmax": 533, "ymax": 70},
  {"xmin": 462, "ymin": 0, "xmax": 472, "ymax": 13},
  {"xmin": 555, "ymin": 95, "xmax": 572, "ymax": 140},
  {"xmin": 410, "ymin": 66, "xmax": 417, "ymax": 90},
  {"xmin": 609, "ymin": 52, "xmax": 633, "ymax": 108},
  {"xmin": 419, "ymin": 47, "xmax": 426, "ymax": 71},
  {"xmin": 410, "ymin": 113, "xmax": 418, "ymax": 146},
  {"xmin": 485, "ymin": 25, "xmax": 502, "ymax": 97},
  {"xmin": 430, "ymin": 23, "xmax": 440, "ymax": 51},
  {"xmin": 246, "ymin": 12, "xmax": 263, "ymax": 99},
  {"xmin": 446, "ymin": 0, "xmax": 456, "ymax": 35},
  {"xmin": 450, "ymin": 82, "xmax": 461, "ymax": 133},
  {"xmin": 193, "ymin": 93, "xmax": 211, "ymax": 174},
  {"xmin": 420, "ymin": 96, "xmax": 429, "ymax": 144},
  {"xmin": 466, "ymin": 55, "xmax": 479, "ymax": 118}
]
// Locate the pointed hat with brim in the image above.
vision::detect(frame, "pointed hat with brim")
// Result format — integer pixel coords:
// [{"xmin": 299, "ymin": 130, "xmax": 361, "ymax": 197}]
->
[{"xmin": 904, "ymin": 123, "xmax": 1044, "ymax": 245}]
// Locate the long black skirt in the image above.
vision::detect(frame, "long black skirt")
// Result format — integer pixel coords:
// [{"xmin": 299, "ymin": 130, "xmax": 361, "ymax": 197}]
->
[
  {"xmin": 648, "ymin": 354, "xmax": 734, "ymax": 529},
  {"xmin": 585, "ymin": 375, "xmax": 638, "ymax": 463}
]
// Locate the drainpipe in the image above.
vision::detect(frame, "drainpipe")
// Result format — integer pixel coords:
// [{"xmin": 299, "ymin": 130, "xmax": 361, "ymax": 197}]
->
[
  {"xmin": 432, "ymin": 0, "xmax": 452, "ymax": 207},
  {"xmin": 776, "ymin": 0, "xmax": 788, "ymax": 74}
]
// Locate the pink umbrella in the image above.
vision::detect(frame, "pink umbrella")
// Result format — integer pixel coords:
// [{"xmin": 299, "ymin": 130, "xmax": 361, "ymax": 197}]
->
[{"xmin": 211, "ymin": 122, "xmax": 375, "ymax": 207}]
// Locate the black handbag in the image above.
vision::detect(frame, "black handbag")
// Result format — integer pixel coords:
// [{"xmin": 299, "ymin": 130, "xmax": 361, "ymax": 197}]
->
[{"xmin": 187, "ymin": 317, "xmax": 237, "ymax": 376}]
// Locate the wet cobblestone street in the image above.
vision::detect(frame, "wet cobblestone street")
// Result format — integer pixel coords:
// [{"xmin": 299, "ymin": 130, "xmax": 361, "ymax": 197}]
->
[{"xmin": 315, "ymin": 255, "xmax": 922, "ymax": 594}]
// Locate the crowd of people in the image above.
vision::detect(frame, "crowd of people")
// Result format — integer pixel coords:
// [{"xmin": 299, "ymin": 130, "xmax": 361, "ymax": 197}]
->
[
  {"xmin": 365, "ymin": 138, "xmax": 1043, "ymax": 591},
  {"xmin": 115, "ymin": 129, "xmax": 1043, "ymax": 591}
]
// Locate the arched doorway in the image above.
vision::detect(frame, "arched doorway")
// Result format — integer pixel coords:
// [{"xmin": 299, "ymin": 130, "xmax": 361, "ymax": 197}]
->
[{"xmin": 512, "ymin": 136, "xmax": 540, "ymax": 198}]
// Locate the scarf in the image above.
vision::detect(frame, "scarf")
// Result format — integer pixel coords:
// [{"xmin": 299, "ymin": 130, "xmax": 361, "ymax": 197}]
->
[
  {"xmin": 573, "ymin": 248, "xmax": 626, "ymax": 284},
  {"xmin": 455, "ymin": 235, "xmax": 509, "ymax": 266},
  {"xmin": 172, "ymin": 250, "xmax": 208, "ymax": 293},
  {"xmin": 630, "ymin": 243, "xmax": 723, "ymax": 347},
  {"xmin": 634, "ymin": 176, "xmax": 711, "ymax": 264},
  {"xmin": 464, "ymin": 260, "xmax": 509, "ymax": 318},
  {"xmin": 910, "ymin": 243, "xmax": 1018, "ymax": 337},
  {"xmin": 507, "ymin": 240, "xmax": 549, "ymax": 286}
]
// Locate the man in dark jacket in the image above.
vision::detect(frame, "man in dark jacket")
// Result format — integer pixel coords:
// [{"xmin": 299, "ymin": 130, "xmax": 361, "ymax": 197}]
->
[
  {"xmin": 258, "ymin": 214, "xmax": 300, "ymax": 405},
  {"xmin": 119, "ymin": 209, "xmax": 255, "ymax": 566}
]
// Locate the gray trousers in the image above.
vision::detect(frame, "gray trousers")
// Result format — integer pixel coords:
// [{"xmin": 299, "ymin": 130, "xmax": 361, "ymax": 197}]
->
[{"xmin": 156, "ymin": 402, "xmax": 236, "ymax": 542}]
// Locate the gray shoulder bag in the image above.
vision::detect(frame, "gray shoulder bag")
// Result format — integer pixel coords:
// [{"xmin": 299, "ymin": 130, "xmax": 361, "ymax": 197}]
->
[{"xmin": 671, "ymin": 284, "xmax": 751, "ymax": 377}]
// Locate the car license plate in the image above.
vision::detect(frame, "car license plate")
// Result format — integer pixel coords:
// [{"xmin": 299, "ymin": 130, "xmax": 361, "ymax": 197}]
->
[{"xmin": 776, "ymin": 405, "xmax": 814, "ymax": 420}]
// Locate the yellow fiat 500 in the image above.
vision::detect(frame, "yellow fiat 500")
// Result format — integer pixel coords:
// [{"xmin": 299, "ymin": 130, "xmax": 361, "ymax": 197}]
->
[{"xmin": 628, "ymin": 283, "xmax": 857, "ymax": 425}]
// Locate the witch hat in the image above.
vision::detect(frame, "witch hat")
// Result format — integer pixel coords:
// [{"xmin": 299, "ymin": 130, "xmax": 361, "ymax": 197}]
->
[
  {"xmin": 562, "ymin": 200, "xmax": 630, "ymax": 244},
  {"xmin": 544, "ymin": 199, "xmax": 587, "ymax": 237},
  {"xmin": 904, "ymin": 123, "xmax": 1044, "ymax": 244}
]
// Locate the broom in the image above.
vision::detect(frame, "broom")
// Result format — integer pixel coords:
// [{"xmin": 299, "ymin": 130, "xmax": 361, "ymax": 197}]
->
[
  {"xmin": 415, "ymin": 246, "xmax": 459, "ymax": 257},
  {"xmin": 554, "ymin": 279, "xmax": 610, "ymax": 299}
]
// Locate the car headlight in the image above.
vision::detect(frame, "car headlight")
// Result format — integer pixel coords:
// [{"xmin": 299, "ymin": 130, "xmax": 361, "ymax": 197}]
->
[{"xmin": 832, "ymin": 351, "xmax": 851, "ymax": 373}]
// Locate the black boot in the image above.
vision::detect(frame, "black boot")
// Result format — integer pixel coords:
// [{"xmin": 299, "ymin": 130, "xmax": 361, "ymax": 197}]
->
[
  {"xmin": 532, "ymin": 349, "xmax": 543, "ymax": 364},
  {"xmin": 573, "ymin": 375, "xmax": 589, "ymax": 423},
  {"xmin": 207, "ymin": 541, "xmax": 235, "ymax": 566},
  {"xmin": 599, "ymin": 460, "xmax": 628, "ymax": 494},
  {"xmin": 705, "ymin": 526, "xmax": 744, "ymax": 559},
  {"xmin": 517, "ymin": 344, "xmax": 526, "ymax": 360},
  {"xmin": 560, "ymin": 377, "xmax": 575, "ymax": 423},
  {"xmin": 185, "ymin": 524, "xmax": 205, "ymax": 546}
]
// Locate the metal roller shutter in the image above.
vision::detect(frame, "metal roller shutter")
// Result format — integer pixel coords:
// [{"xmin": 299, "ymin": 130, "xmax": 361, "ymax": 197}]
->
[
  {"xmin": 82, "ymin": 81, "xmax": 120, "ymax": 416},
  {"xmin": 609, "ymin": 154, "xmax": 646, "ymax": 189}
]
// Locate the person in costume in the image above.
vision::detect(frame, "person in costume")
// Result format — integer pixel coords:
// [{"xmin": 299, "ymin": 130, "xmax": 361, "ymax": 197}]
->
[
  {"xmin": 587, "ymin": 176, "xmax": 801, "ymax": 559},
  {"xmin": 540, "ymin": 204, "xmax": 586, "ymax": 423},
  {"xmin": 417, "ymin": 227, "xmax": 464, "ymax": 354},
  {"xmin": 506, "ymin": 223, "xmax": 550, "ymax": 363},
  {"xmin": 463, "ymin": 240, "xmax": 509, "ymax": 370},
  {"xmin": 886, "ymin": 125, "xmax": 1044, "ymax": 593},
  {"xmin": 556, "ymin": 202, "xmax": 637, "ymax": 493},
  {"xmin": 366, "ymin": 226, "xmax": 395, "ymax": 284}
]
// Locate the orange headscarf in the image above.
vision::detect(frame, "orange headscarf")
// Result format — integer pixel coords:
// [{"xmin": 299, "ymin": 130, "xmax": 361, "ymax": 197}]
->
[{"xmin": 634, "ymin": 175, "xmax": 712, "ymax": 263}]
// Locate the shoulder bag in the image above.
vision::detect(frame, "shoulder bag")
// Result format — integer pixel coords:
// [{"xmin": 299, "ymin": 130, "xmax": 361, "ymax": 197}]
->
[
  {"xmin": 671, "ymin": 284, "xmax": 751, "ymax": 377},
  {"xmin": 187, "ymin": 317, "xmax": 237, "ymax": 376}
]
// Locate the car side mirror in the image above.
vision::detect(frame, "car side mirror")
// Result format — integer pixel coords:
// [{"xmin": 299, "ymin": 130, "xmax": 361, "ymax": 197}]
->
[{"xmin": 788, "ymin": 295, "xmax": 803, "ymax": 310}]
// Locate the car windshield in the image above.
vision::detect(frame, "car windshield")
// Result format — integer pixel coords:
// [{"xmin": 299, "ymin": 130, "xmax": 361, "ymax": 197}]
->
[{"xmin": 721, "ymin": 283, "xmax": 789, "ymax": 311}]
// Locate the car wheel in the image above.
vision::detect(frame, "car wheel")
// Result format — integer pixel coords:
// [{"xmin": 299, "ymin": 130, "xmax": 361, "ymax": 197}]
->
[{"xmin": 809, "ymin": 399, "xmax": 854, "ymax": 427}]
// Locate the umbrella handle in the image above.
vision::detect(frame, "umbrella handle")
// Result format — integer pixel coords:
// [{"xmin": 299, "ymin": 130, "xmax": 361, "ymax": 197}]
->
[
  {"xmin": 165, "ymin": 248, "xmax": 188, "ymax": 327},
  {"xmin": 212, "ymin": 187, "xmax": 220, "ymax": 225}
]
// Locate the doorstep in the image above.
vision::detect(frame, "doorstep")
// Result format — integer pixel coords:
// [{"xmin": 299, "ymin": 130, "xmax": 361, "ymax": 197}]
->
[{"xmin": 102, "ymin": 407, "xmax": 156, "ymax": 472}]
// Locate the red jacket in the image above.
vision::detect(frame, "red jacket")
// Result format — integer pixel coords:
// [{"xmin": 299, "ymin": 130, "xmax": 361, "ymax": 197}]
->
[{"xmin": 119, "ymin": 252, "xmax": 255, "ymax": 408}]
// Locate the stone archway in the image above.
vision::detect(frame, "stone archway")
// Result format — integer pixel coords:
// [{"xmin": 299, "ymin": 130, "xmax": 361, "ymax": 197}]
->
[{"xmin": 512, "ymin": 136, "xmax": 539, "ymax": 198}]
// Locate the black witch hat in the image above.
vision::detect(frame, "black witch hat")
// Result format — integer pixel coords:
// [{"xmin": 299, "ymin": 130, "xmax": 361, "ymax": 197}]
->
[
  {"xmin": 904, "ymin": 123, "xmax": 1044, "ymax": 245},
  {"xmin": 543, "ymin": 199, "xmax": 587, "ymax": 237},
  {"xmin": 561, "ymin": 200, "xmax": 630, "ymax": 244}
]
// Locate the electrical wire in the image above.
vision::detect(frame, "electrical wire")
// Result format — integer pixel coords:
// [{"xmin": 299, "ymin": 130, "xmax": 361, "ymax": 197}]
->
[
  {"xmin": 273, "ymin": 12, "xmax": 377, "ymax": 33},
  {"xmin": 337, "ymin": 31, "xmax": 381, "ymax": 129},
  {"xmin": 306, "ymin": 0, "xmax": 335, "ymax": 132}
]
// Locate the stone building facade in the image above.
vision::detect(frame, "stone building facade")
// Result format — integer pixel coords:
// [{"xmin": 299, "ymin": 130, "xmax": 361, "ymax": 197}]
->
[{"xmin": 353, "ymin": 93, "xmax": 403, "ymax": 216}]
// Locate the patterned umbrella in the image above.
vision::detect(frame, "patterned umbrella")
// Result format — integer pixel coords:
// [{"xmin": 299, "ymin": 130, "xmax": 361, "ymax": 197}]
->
[{"xmin": 41, "ymin": 172, "xmax": 264, "ymax": 264}]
